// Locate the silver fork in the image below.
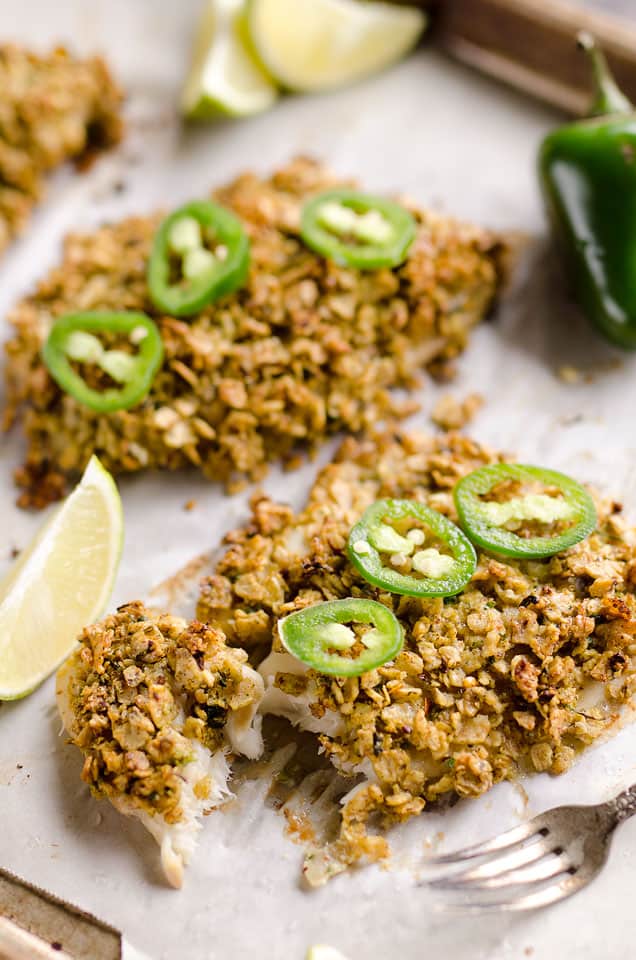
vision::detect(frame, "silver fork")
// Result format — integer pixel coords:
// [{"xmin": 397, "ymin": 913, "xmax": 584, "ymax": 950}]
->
[{"xmin": 424, "ymin": 784, "xmax": 636, "ymax": 912}]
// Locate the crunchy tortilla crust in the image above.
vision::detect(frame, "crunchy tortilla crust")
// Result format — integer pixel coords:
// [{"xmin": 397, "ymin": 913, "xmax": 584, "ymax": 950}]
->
[
  {"xmin": 196, "ymin": 429, "xmax": 636, "ymax": 869},
  {"xmin": 4, "ymin": 157, "xmax": 503, "ymax": 507},
  {"xmin": 0, "ymin": 44, "xmax": 123, "ymax": 256}
]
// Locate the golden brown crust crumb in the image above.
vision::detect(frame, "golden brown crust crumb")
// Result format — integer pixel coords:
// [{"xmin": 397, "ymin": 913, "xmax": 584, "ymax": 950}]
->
[
  {"xmin": 4, "ymin": 157, "xmax": 503, "ymax": 507},
  {"xmin": 431, "ymin": 392, "xmax": 484, "ymax": 431}
]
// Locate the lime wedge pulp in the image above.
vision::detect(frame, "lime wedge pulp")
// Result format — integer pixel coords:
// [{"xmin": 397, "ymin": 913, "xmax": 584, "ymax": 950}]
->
[
  {"xmin": 307, "ymin": 948, "xmax": 351, "ymax": 960},
  {"xmin": 181, "ymin": 0, "xmax": 278, "ymax": 118},
  {"xmin": 0, "ymin": 456, "xmax": 123, "ymax": 700},
  {"xmin": 246, "ymin": 0, "xmax": 427, "ymax": 93}
]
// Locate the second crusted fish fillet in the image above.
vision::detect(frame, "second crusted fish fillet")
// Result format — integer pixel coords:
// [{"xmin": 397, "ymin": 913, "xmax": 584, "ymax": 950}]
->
[{"xmin": 5, "ymin": 157, "xmax": 503, "ymax": 508}]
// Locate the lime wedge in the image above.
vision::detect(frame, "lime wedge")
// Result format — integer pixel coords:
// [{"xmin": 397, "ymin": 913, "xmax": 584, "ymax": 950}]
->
[
  {"xmin": 307, "ymin": 948, "xmax": 351, "ymax": 960},
  {"xmin": 246, "ymin": 0, "xmax": 426, "ymax": 93},
  {"xmin": 181, "ymin": 0, "xmax": 278, "ymax": 119},
  {"xmin": 0, "ymin": 457, "xmax": 123, "ymax": 700}
]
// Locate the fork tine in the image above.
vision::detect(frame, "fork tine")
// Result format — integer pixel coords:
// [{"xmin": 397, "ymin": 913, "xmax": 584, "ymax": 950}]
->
[
  {"xmin": 427, "ymin": 817, "xmax": 545, "ymax": 865},
  {"xmin": 433, "ymin": 850, "xmax": 572, "ymax": 891},
  {"xmin": 435, "ymin": 872, "xmax": 585, "ymax": 913},
  {"xmin": 429, "ymin": 832, "xmax": 551, "ymax": 887}
]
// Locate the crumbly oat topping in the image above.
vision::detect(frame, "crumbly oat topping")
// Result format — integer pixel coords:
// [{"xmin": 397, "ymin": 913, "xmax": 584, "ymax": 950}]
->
[
  {"xmin": 431, "ymin": 391, "xmax": 484, "ymax": 431},
  {"xmin": 196, "ymin": 429, "xmax": 636, "ymax": 867},
  {"xmin": 60, "ymin": 601, "xmax": 260, "ymax": 822},
  {"xmin": 0, "ymin": 44, "xmax": 123, "ymax": 256},
  {"xmin": 4, "ymin": 157, "xmax": 503, "ymax": 507},
  {"xmin": 557, "ymin": 365, "xmax": 582, "ymax": 385}
]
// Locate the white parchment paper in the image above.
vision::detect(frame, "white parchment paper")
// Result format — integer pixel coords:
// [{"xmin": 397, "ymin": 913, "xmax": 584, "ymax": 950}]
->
[{"xmin": 3, "ymin": 2, "xmax": 636, "ymax": 958}]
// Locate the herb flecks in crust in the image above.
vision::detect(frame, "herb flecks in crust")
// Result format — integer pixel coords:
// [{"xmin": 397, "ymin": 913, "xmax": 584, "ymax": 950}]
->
[
  {"xmin": 0, "ymin": 44, "xmax": 123, "ymax": 256},
  {"xmin": 4, "ymin": 157, "xmax": 502, "ymax": 507},
  {"xmin": 57, "ymin": 602, "xmax": 264, "ymax": 887},
  {"xmin": 58, "ymin": 601, "xmax": 262, "ymax": 821},
  {"xmin": 196, "ymin": 430, "xmax": 636, "ymax": 877}
]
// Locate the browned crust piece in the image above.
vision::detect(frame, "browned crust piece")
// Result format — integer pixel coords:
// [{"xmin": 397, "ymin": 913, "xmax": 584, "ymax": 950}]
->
[
  {"xmin": 4, "ymin": 157, "xmax": 503, "ymax": 508},
  {"xmin": 59, "ymin": 601, "xmax": 259, "ymax": 821},
  {"xmin": 196, "ymin": 429, "xmax": 636, "ymax": 869},
  {"xmin": 0, "ymin": 44, "xmax": 124, "ymax": 257}
]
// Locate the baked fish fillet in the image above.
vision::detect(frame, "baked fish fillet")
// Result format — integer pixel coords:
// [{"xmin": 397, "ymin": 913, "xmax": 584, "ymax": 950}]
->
[
  {"xmin": 0, "ymin": 44, "xmax": 123, "ymax": 257},
  {"xmin": 5, "ymin": 156, "xmax": 503, "ymax": 508},
  {"xmin": 56, "ymin": 601, "xmax": 263, "ymax": 888},
  {"xmin": 197, "ymin": 429, "xmax": 636, "ymax": 878}
]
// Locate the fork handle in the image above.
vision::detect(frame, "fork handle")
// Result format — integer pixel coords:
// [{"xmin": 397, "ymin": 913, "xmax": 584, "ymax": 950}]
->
[{"xmin": 607, "ymin": 783, "xmax": 636, "ymax": 825}]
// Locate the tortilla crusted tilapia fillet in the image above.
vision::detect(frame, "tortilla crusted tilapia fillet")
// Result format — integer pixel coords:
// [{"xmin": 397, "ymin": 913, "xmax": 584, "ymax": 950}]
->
[
  {"xmin": 4, "ymin": 157, "xmax": 503, "ymax": 508},
  {"xmin": 195, "ymin": 429, "xmax": 636, "ymax": 881},
  {"xmin": 0, "ymin": 44, "xmax": 123, "ymax": 256},
  {"xmin": 56, "ymin": 601, "xmax": 264, "ymax": 888}
]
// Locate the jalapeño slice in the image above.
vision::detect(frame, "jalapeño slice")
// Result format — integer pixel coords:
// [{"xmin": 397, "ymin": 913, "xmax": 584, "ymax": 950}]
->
[
  {"xmin": 300, "ymin": 189, "xmax": 416, "ymax": 270},
  {"xmin": 42, "ymin": 311, "xmax": 164, "ymax": 413},
  {"xmin": 278, "ymin": 598, "xmax": 403, "ymax": 678},
  {"xmin": 347, "ymin": 498, "xmax": 477, "ymax": 598},
  {"xmin": 148, "ymin": 200, "xmax": 249, "ymax": 316},
  {"xmin": 453, "ymin": 463, "xmax": 597, "ymax": 559}
]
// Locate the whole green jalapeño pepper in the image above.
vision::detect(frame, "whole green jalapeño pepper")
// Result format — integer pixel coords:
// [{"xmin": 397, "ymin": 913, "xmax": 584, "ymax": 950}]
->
[
  {"xmin": 148, "ymin": 200, "xmax": 250, "ymax": 317},
  {"xmin": 539, "ymin": 34, "xmax": 636, "ymax": 349},
  {"xmin": 42, "ymin": 311, "xmax": 164, "ymax": 413}
]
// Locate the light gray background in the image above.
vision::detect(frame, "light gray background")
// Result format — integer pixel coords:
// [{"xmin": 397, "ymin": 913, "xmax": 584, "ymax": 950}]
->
[{"xmin": 2, "ymin": 2, "xmax": 636, "ymax": 958}]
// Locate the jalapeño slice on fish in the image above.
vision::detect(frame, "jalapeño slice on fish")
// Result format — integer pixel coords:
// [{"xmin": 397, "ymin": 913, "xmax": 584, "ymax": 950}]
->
[
  {"xmin": 278, "ymin": 598, "xmax": 403, "ymax": 677},
  {"xmin": 42, "ymin": 311, "xmax": 164, "ymax": 413},
  {"xmin": 347, "ymin": 498, "xmax": 476, "ymax": 598},
  {"xmin": 148, "ymin": 200, "xmax": 250, "ymax": 316},
  {"xmin": 300, "ymin": 189, "xmax": 416, "ymax": 270},
  {"xmin": 453, "ymin": 463, "xmax": 597, "ymax": 559}
]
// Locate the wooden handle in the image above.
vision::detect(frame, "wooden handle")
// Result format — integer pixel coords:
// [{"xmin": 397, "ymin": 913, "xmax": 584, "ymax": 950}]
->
[
  {"xmin": 427, "ymin": 0, "xmax": 636, "ymax": 114},
  {"xmin": 0, "ymin": 868, "xmax": 121, "ymax": 960},
  {"xmin": 0, "ymin": 917, "xmax": 73, "ymax": 960}
]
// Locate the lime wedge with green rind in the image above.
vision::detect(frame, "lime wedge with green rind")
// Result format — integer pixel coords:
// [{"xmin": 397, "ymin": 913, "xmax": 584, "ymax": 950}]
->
[
  {"xmin": 181, "ymin": 0, "xmax": 278, "ymax": 119},
  {"xmin": 0, "ymin": 456, "xmax": 123, "ymax": 700}
]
